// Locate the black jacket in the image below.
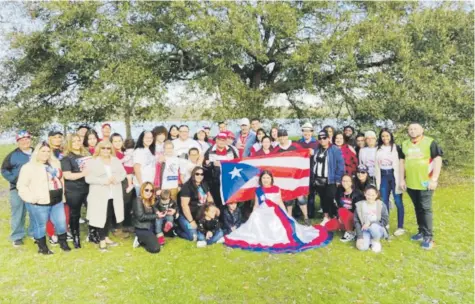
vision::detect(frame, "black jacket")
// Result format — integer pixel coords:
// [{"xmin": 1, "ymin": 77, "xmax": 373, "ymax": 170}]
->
[
  {"xmin": 197, "ymin": 216, "xmax": 220, "ymax": 234},
  {"xmin": 132, "ymin": 197, "xmax": 158, "ymax": 230},
  {"xmin": 222, "ymin": 207, "xmax": 242, "ymax": 235},
  {"xmin": 155, "ymin": 198, "xmax": 178, "ymax": 213}
]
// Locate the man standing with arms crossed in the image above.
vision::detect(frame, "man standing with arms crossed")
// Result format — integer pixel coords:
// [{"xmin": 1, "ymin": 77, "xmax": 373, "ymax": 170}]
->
[{"xmin": 400, "ymin": 123, "xmax": 443, "ymax": 250}]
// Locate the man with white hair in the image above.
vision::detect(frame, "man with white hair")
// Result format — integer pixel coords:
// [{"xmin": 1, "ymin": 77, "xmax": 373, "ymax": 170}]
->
[{"xmin": 400, "ymin": 122, "xmax": 443, "ymax": 250}]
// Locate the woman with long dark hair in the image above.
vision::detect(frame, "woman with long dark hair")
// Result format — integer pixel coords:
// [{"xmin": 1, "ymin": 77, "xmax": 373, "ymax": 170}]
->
[
  {"xmin": 83, "ymin": 129, "xmax": 100, "ymax": 155},
  {"xmin": 375, "ymin": 128, "xmax": 405, "ymax": 236},
  {"xmin": 167, "ymin": 125, "xmax": 179, "ymax": 140},
  {"xmin": 250, "ymin": 128, "xmax": 267, "ymax": 156},
  {"xmin": 133, "ymin": 131, "xmax": 156, "ymax": 194},
  {"xmin": 333, "ymin": 131, "xmax": 358, "ymax": 177},
  {"xmin": 176, "ymin": 166, "xmax": 216, "ymax": 245}
]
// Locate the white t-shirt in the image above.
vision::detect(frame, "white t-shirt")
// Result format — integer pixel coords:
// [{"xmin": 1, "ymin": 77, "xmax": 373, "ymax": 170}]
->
[
  {"xmin": 378, "ymin": 145, "xmax": 394, "ymax": 170},
  {"xmin": 172, "ymin": 138, "xmax": 201, "ymax": 159},
  {"xmin": 362, "ymin": 201, "xmax": 378, "ymax": 223},
  {"xmin": 161, "ymin": 156, "xmax": 183, "ymax": 190},
  {"xmin": 180, "ymin": 160, "xmax": 202, "ymax": 183},
  {"xmin": 133, "ymin": 148, "xmax": 156, "ymax": 186},
  {"xmin": 359, "ymin": 147, "xmax": 377, "ymax": 177}
]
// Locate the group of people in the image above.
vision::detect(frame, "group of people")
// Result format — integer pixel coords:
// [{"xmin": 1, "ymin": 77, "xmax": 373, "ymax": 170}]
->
[{"xmin": 1, "ymin": 118, "xmax": 443, "ymax": 255}]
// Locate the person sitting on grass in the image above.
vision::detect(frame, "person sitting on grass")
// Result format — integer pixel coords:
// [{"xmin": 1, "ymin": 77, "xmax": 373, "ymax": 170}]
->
[
  {"xmin": 222, "ymin": 202, "xmax": 243, "ymax": 235},
  {"xmin": 354, "ymin": 185, "xmax": 388, "ymax": 253},
  {"xmin": 155, "ymin": 189, "xmax": 178, "ymax": 246},
  {"xmin": 132, "ymin": 182, "xmax": 162, "ymax": 254},
  {"xmin": 324, "ymin": 174, "xmax": 364, "ymax": 243},
  {"xmin": 196, "ymin": 204, "xmax": 225, "ymax": 248}
]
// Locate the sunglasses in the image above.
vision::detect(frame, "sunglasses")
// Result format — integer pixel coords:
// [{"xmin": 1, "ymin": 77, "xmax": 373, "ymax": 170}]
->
[
  {"xmin": 101, "ymin": 147, "xmax": 112, "ymax": 150},
  {"xmin": 318, "ymin": 137, "xmax": 327, "ymax": 140},
  {"xmin": 195, "ymin": 172, "xmax": 204, "ymax": 176},
  {"xmin": 357, "ymin": 171, "xmax": 367, "ymax": 174},
  {"xmin": 144, "ymin": 188, "xmax": 154, "ymax": 193},
  {"xmin": 41, "ymin": 141, "xmax": 50, "ymax": 148}
]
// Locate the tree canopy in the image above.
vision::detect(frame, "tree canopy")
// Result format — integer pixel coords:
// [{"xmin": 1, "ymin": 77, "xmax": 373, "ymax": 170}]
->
[{"xmin": 0, "ymin": 1, "xmax": 473, "ymax": 165}]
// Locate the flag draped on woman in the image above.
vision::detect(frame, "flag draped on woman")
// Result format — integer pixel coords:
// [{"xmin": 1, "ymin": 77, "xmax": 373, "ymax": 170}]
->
[{"xmin": 220, "ymin": 150, "xmax": 310, "ymax": 204}]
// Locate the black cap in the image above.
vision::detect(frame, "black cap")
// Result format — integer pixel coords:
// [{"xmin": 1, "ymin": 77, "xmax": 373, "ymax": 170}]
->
[
  {"xmin": 48, "ymin": 130, "xmax": 63, "ymax": 137},
  {"xmin": 277, "ymin": 129, "xmax": 288, "ymax": 137},
  {"xmin": 357, "ymin": 164, "xmax": 369, "ymax": 173},
  {"xmin": 317, "ymin": 130, "xmax": 329, "ymax": 139}
]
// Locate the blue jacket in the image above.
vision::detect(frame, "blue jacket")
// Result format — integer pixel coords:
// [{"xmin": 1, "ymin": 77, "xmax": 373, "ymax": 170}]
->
[
  {"xmin": 312, "ymin": 145, "xmax": 344, "ymax": 184},
  {"xmin": 1, "ymin": 148, "xmax": 32, "ymax": 190},
  {"xmin": 237, "ymin": 131, "xmax": 256, "ymax": 158}
]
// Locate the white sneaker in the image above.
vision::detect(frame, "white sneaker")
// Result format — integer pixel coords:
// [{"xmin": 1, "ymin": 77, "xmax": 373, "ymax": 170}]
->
[
  {"xmin": 216, "ymin": 237, "xmax": 225, "ymax": 244},
  {"xmin": 79, "ymin": 218, "xmax": 86, "ymax": 224},
  {"xmin": 394, "ymin": 228, "xmax": 406, "ymax": 236},
  {"xmin": 340, "ymin": 231, "xmax": 355, "ymax": 243},
  {"xmin": 371, "ymin": 241, "xmax": 382, "ymax": 253},
  {"xmin": 320, "ymin": 217, "xmax": 330, "ymax": 226},
  {"xmin": 197, "ymin": 241, "xmax": 207, "ymax": 248},
  {"xmin": 132, "ymin": 236, "xmax": 140, "ymax": 248},
  {"xmin": 317, "ymin": 208, "xmax": 323, "ymax": 214}
]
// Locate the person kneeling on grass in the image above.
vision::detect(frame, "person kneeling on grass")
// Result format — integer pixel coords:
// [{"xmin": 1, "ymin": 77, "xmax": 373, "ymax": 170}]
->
[
  {"xmin": 132, "ymin": 182, "xmax": 162, "ymax": 254},
  {"xmin": 223, "ymin": 202, "xmax": 243, "ymax": 235},
  {"xmin": 354, "ymin": 185, "xmax": 389, "ymax": 253},
  {"xmin": 196, "ymin": 205, "xmax": 224, "ymax": 248},
  {"xmin": 324, "ymin": 174, "xmax": 364, "ymax": 243},
  {"xmin": 154, "ymin": 189, "xmax": 178, "ymax": 246}
]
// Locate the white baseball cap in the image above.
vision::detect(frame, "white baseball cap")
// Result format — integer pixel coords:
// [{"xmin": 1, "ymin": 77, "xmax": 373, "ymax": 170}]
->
[
  {"xmin": 239, "ymin": 118, "xmax": 250, "ymax": 126},
  {"xmin": 365, "ymin": 131, "xmax": 377, "ymax": 138},
  {"xmin": 301, "ymin": 122, "xmax": 314, "ymax": 131}
]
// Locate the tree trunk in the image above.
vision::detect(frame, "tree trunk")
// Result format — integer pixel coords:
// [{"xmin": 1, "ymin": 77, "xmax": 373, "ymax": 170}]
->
[
  {"xmin": 124, "ymin": 111, "xmax": 132, "ymax": 139},
  {"xmin": 63, "ymin": 124, "xmax": 68, "ymax": 138}
]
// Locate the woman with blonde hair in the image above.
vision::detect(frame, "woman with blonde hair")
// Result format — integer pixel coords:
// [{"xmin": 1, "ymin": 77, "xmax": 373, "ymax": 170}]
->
[
  {"xmin": 86, "ymin": 141, "xmax": 126, "ymax": 251},
  {"xmin": 17, "ymin": 141, "xmax": 70, "ymax": 254},
  {"xmin": 61, "ymin": 134, "xmax": 91, "ymax": 248},
  {"xmin": 131, "ymin": 182, "xmax": 162, "ymax": 253}
]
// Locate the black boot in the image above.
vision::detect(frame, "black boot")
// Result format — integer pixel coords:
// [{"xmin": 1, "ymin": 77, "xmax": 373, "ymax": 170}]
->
[
  {"xmin": 71, "ymin": 229, "xmax": 81, "ymax": 249},
  {"xmin": 36, "ymin": 237, "xmax": 53, "ymax": 255},
  {"xmin": 87, "ymin": 226, "xmax": 100, "ymax": 244},
  {"xmin": 58, "ymin": 233, "xmax": 71, "ymax": 252}
]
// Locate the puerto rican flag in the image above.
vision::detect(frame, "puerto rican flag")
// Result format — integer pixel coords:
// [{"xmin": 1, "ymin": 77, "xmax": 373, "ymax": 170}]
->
[{"xmin": 220, "ymin": 150, "xmax": 310, "ymax": 204}]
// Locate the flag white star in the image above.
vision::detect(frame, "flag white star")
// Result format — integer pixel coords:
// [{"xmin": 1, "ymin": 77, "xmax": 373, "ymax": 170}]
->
[{"xmin": 229, "ymin": 167, "xmax": 243, "ymax": 179}]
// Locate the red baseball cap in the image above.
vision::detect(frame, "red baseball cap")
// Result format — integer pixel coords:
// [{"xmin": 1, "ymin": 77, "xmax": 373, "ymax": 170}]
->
[
  {"xmin": 216, "ymin": 132, "xmax": 227, "ymax": 140},
  {"xmin": 226, "ymin": 131, "xmax": 235, "ymax": 139}
]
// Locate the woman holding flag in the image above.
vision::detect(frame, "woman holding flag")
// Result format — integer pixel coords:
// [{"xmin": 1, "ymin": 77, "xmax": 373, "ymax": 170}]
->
[{"xmin": 224, "ymin": 170, "xmax": 332, "ymax": 253}]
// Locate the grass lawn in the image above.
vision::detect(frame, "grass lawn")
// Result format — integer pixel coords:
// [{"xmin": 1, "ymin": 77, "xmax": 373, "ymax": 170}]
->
[{"xmin": 0, "ymin": 144, "xmax": 473, "ymax": 304}]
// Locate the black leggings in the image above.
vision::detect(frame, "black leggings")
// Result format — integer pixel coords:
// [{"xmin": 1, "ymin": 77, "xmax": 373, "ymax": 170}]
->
[
  {"xmin": 315, "ymin": 184, "xmax": 337, "ymax": 217},
  {"xmin": 66, "ymin": 191, "xmax": 88, "ymax": 232},
  {"xmin": 96, "ymin": 199, "xmax": 113, "ymax": 241},
  {"xmin": 136, "ymin": 229, "xmax": 161, "ymax": 254}
]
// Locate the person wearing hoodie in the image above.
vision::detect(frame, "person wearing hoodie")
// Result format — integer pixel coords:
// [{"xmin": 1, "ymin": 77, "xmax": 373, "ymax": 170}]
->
[
  {"xmin": 297, "ymin": 122, "xmax": 319, "ymax": 218},
  {"xmin": 1, "ymin": 130, "xmax": 34, "ymax": 247}
]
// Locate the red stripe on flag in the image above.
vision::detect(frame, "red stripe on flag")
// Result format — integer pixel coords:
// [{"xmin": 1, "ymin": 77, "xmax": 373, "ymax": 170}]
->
[{"xmin": 257, "ymin": 167, "xmax": 310, "ymax": 179}]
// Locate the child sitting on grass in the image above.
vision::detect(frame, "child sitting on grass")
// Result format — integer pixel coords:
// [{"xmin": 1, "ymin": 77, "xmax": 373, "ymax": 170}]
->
[
  {"xmin": 196, "ymin": 205, "xmax": 224, "ymax": 248},
  {"xmin": 354, "ymin": 185, "xmax": 388, "ymax": 253},
  {"xmin": 155, "ymin": 189, "xmax": 177, "ymax": 246},
  {"xmin": 223, "ymin": 202, "xmax": 242, "ymax": 235}
]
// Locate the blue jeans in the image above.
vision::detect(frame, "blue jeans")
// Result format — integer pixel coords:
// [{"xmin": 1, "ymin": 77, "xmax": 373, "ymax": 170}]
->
[
  {"xmin": 380, "ymin": 169, "xmax": 404, "ymax": 229},
  {"xmin": 155, "ymin": 215, "xmax": 175, "ymax": 234},
  {"xmin": 198, "ymin": 228, "xmax": 224, "ymax": 245},
  {"xmin": 358, "ymin": 223, "xmax": 388, "ymax": 251},
  {"xmin": 176, "ymin": 215, "xmax": 197, "ymax": 241},
  {"xmin": 10, "ymin": 189, "xmax": 34, "ymax": 241},
  {"xmin": 25, "ymin": 203, "xmax": 67, "ymax": 239}
]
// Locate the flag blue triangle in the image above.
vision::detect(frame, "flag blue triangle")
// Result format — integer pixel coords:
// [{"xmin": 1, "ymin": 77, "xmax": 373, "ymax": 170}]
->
[{"xmin": 221, "ymin": 162, "xmax": 261, "ymax": 203}]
